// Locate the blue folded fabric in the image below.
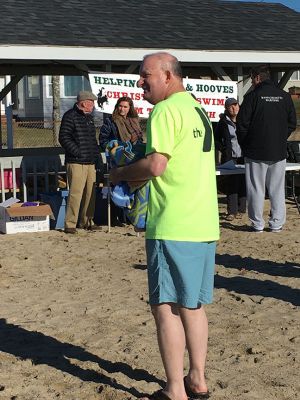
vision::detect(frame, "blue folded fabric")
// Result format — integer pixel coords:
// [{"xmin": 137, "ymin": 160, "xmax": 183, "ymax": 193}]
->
[
  {"xmin": 111, "ymin": 183, "xmax": 134, "ymax": 208},
  {"xmin": 106, "ymin": 140, "xmax": 149, "ymax": 230},
  {"xmin": 126, "ymin": 183, "xmax": 149, "ymax": 229},
  {"xmin": 21, "ymin": 202, "xmax": 39, "ymax": 207}
]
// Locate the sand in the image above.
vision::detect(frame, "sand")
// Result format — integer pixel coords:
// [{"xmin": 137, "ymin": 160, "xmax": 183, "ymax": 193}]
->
[{"xmin": 0, "ymin": 196, "xmax": 299, "ymax": 400}]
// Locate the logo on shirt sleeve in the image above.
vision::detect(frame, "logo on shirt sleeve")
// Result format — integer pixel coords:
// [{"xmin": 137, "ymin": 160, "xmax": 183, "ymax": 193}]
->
[
  {"xmin": 194, "ymin": 107, "xmax": 213, "ymax": 152},
  {"xmin": 193, "ymin": 128, "xmax": 203, "ymax": 138}
]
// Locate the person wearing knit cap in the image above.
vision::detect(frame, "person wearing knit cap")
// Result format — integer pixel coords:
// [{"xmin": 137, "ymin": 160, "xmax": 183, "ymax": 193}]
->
[{"xmin": 215, "ymin": 97, "xmax": 246, "ymax": 221}]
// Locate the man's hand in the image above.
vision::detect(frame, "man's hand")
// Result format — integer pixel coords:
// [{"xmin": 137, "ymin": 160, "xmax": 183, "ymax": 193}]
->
[{"xmin": 108, "ymin": 152, "xmax": 168, "ymax": 186}]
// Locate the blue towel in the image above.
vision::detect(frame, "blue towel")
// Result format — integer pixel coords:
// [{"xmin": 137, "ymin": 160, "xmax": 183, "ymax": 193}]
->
[{"xmin": 106, "ymin": 140, "xmax": 149, "ymax": 230}]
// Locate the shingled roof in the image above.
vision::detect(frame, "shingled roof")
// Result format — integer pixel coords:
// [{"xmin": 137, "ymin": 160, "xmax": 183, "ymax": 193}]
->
[{"xmin": 1, "ymin": 0, "xmax": 300, "ymax": 51}]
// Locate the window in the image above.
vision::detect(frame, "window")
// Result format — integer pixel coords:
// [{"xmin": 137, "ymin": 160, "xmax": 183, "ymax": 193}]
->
[
  {"xmin": 17, "ymin": 79, "xmax": 25, "ymax": 110},
  {"xmin": 64, "ymin": 76, "xmax": 91, "ymax": 97},
  {"xmin": 46, "ymin": 76, "xmax": 91, "ymax": 98},
  {"xmin": 290, "ymin": 71, "xmax": 300, "ymax": 80},
  {"xmin": 46, "ymin": 76, "xmax": 53, "ymax": 97},
  {"xmin": 27, "ymin": 76, "xmax": 40, "ymax": 98},
  {"xmin": 280, "ymin": 70, "xmax": 300, "ymax": 81}
]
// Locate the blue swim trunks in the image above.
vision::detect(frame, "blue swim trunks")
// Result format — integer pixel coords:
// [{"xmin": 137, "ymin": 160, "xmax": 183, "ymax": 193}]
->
[{"xmin": 146, "ymin": 239, "xmax": 216, "ymax": 308}]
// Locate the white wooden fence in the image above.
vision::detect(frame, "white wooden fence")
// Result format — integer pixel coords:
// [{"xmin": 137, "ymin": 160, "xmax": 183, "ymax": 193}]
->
[
  {"xmin": 0, "ymin": 149, "xmax": 114, "ymax": 231},
  {"xmin": 0, "ymin": 150, "xmax": 66, "ymax": 202}
]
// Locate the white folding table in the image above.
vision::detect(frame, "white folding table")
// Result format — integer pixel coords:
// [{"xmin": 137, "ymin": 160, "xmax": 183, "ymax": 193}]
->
[
  {"xmin": 103, "ymin": 163, "xmax": 300, "ymax": 231},
  {"xmin": 216, "ymin": 163, "xmax": 300, "ymax": 213}
]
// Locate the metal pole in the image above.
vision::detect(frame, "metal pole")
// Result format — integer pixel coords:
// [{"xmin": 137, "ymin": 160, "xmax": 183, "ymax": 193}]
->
[
  {"xmin": 5, "ymin": 105, "xmax": 13, "ymax": 149},
  {"xmin": 0, "ymin": 104, "xmax": 2, "ymax": 149}
]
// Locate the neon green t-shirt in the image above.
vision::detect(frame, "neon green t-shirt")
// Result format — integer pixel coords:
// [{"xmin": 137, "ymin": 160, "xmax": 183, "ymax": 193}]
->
[{"xmin": 145, "ymin": 91, "xmax": 219, "ymax": 241}]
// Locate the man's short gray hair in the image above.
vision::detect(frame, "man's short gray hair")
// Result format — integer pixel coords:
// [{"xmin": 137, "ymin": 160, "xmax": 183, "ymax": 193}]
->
[{"xmin": 143, "ymin": 52, "xmax": 182, "ymax": 79}]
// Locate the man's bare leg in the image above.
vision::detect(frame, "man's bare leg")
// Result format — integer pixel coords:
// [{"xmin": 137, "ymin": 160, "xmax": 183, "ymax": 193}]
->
[
  {"xmin": 150, "ymin": 303, "xmax": 188, "ymax": 400},
  {"xmin": 179, "ymin": 306, "xmax": 209, "ymax": 393}
]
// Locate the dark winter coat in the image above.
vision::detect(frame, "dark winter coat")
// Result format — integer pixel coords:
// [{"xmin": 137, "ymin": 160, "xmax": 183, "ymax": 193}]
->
[
  {"xmin": 99, "ymin": 116, "xmax": 143, "ymax": 151},
  {"xmin": 99, "ymin": 117, "xmax": 119, "ymax": 151},
  {"xmin": 59, "ymin": 105, "xmax": 99, "ymax": 164},
  {"xmin": 215, "ymin": 113, "xmax": 242, "ymax": 164},
  {"xmin": 236, "ymin": 80, "xmax": 297, "ymax": 161}
]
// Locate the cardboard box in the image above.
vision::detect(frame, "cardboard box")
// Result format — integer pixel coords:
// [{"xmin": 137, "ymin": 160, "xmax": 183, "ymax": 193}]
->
[{"xmin": 0, "ymin": 199, "xmax": 53, "ymax": 234}]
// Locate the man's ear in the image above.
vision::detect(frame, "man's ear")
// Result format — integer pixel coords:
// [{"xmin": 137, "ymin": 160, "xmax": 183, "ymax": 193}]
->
[
  {"xmin": 255, "ymin": 75, "xmax": 261, "ymax": 84},
  {"xmin": 165, "ymin": 70, "xmax": 171, "ymax": 83}
]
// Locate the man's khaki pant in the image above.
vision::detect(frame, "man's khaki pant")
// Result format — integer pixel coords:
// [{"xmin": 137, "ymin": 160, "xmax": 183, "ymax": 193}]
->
[{"xmin": 65, "ymin": 163, "xmax": 96, "ymax": 229}]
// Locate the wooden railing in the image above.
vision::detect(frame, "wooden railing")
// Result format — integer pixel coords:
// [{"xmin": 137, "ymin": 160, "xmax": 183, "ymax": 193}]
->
[{"xmin": 0, "ymin": 147, "xmax": 66, "ymax": 202}]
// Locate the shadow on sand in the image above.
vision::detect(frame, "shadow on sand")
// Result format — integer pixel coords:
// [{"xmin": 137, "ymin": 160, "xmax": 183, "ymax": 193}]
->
[
  {"xmin": 216, "ymin": 253, "xmax": 300, "ymax": 279},
  {"xmin": 215, "ymin": 274, "xmax": 300, "ymax": 306},
  {"xmin": 0, "ymin": 319, "xmax": 164, "ymax": 397}
]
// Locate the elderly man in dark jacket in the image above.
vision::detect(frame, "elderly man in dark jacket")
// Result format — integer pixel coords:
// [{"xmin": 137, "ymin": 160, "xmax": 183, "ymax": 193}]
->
[
  {"xmin": 237, "ymin": 65, "xmax": 296, "ymax": 233},
  {"xmin": 59, "ymin": 91, "xmax": 100, "ymax": 234}
]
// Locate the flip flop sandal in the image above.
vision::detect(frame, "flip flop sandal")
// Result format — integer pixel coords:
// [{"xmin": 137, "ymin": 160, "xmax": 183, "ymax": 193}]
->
[{"xmin": 184, "ymin": 376, "xmax": 210, "ymax": 399}]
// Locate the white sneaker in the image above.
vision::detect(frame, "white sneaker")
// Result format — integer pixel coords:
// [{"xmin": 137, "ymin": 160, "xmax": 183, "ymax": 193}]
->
[
  {"xmin": 250, "ymin": 227, "xmax": 263, "ymax": 233},
  {"xmin": 270, "ymin": 227, "xmax": 282, "ymax": 233}
]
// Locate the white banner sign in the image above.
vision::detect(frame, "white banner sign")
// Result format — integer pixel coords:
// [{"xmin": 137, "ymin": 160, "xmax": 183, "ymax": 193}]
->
[{"xmin": 89, "ymin": 72, "xmax": 237, "ymax": 122}]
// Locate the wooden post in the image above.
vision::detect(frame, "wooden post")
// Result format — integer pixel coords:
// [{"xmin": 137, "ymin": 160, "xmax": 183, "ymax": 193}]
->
[{"xmin": 52, "ymin": 76, "xmax": 60, "ymax": 146}]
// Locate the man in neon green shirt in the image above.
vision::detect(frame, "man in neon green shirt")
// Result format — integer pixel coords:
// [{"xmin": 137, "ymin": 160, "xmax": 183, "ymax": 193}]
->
[{"xmin": 110, "ymin": 52, "xmax": 219, "ymax": 400}]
